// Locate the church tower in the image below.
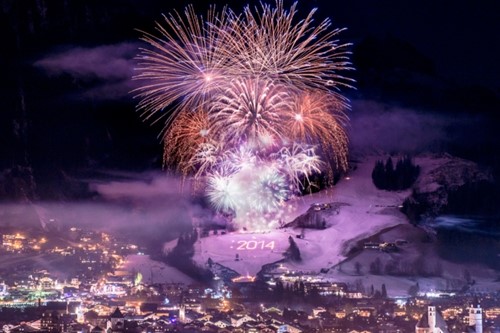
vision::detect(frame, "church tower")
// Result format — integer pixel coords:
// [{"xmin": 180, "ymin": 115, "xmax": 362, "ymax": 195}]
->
[
  {"xmin": 428, "ymin": 306, "xmax": 436, "ymax": 330},
  {"xmin": 110, "ymin": 307, "xmax": 124, "ymax": 329},
  {"xmin": 468, "ymin": 305, "xmax": 483, "ymax": 333},
  {"xmin": 416, "ymin": 305, "xmax": 449, "ymax": 333},
  {"xmin": 179, "ymin": 303, "xmax": 186, "ymax": 323}
]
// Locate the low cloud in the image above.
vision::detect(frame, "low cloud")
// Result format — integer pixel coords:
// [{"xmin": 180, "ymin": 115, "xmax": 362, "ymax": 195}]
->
[
  {"xmin": 348, "ymin": 99, "xmax": 483, "ymax": 155},
  {"xmin": 35, "ymin": 42, "xmax": 138, "ymax": 80},
  {"xmin": 0, "ymin": 172, "xmax": 211, "ymax": 248},
  {"xmin": 91, "ymin": 171, "xmax": 185, "ymax": 200},
  {"xmin": 34, "ymin": 42, "xmax": 141, "ymax": 100}
]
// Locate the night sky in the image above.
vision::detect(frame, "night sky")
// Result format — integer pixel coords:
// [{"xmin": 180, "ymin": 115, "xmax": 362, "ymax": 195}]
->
[{"xmin": 1, "ymin": 0, "xmax": 499, "ymax": 199}]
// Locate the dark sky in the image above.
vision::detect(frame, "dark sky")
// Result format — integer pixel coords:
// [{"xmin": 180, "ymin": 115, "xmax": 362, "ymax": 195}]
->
[
  {"xmin": 199, "ymin": 0, "xmax": 498, "ymax": 88},
  {"xmin": 322, "ymin": 0, "xmax": 499, "ymax": 89},
  {"xmin": 1, "ymin": 0, "xmax": 499, "ymax": 182},
  {"xmin": 3, "ymin": 0, "xmax": 499, "ymax": 88}
]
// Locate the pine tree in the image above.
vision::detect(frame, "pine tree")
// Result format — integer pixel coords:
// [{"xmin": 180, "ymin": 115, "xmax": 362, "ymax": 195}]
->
[
  {"xmin": 385, "ymin": 157, "xmax": 394, "ymax": 189},
  {"xmin": 369, "ymin": 258, "xmax": 382, "ymax": 275},
  {"xmin": 395, "ymin": 158, "xmax": 405, "ymax": 190},
  {"xmin": 371, "ymin": 160, "xmax": 386, "ymax": 188},
  {"xmin": 381, "ymin": 284, "xmax": 387, "ymax": 298},
  {"xmin": 287, "ymin": 236, "xmax": 301, "ymax": 262},
  {"xmin": 299, "ymin": 281, "xmax": 305, "ymax": 296},
  {"xmin": 372, "ymin": 156, "xmax": 419, "ymax": 190},
  {"xmin": 191, "ymin": 228, "xmax": 198, "ymax": 243},
  {"xmin": 355, "ymin": 262, "xmax": 362, "ymax": 275},
  {"xmin": 274, "ymin": 280, "xmax": 285, "ymax": 300}
]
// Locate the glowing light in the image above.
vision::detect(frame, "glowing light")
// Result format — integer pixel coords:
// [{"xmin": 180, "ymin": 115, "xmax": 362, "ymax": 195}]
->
[
  {"xmin": 134, "ymin": 0, "xmax": 353, "ymax": 231},
  {"xmin": 231, "ymin": 275, "xmax": 256, "ymax": 283}
]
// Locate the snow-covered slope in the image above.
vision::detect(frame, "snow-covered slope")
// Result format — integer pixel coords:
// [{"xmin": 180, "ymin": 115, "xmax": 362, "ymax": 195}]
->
[
  {"xmin": 161, "ymin": 154, "xmax": 498, "ymax": 296},
  {"xmin": 191, "ymin": 156, "xmax": 411, "ymax": 276},
  {"xmin": 122, "ymin": 254, "xmax": 195, "ymax": 284}
]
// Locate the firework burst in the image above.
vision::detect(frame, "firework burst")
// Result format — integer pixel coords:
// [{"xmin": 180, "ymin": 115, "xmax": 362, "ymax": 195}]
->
[
  {"xmin": 285, "ymin": 91, "xmax": 349, "ymax": 172},
  {"xmin": 163, "ymin": 107, "xmax": 212, "ymax": 174},
  {"xmin": 275, "ymin": 143, "xmax": 323, "ymax": 191},
  {"xmin": 133, "ymin": 5, "xmax": 231, "ymax": 125},
  {"xmin": 134, "ymin": 0, "xmax": 353, "ymax": 230},
  {"xmin": 219, "ymin": 1, "xmax": 354, "ymax": 91},
  {"xmin": 250, "ymin": 166, "xmax": 290, "ymax": 212},
  {"xmin": 209, "ymin": 77, "xmax": 293, "ymax": 148}
]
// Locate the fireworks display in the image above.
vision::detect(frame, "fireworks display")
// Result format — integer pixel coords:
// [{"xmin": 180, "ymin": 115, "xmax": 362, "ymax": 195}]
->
[{"xmin": 133, "ymin": 1, "xmax": 353, "ymax": 230}]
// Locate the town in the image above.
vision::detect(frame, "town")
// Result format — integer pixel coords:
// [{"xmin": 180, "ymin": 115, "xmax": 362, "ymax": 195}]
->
[{"xmin": 0, "ymin": 226, "xmax": 499, "ymax": 332}]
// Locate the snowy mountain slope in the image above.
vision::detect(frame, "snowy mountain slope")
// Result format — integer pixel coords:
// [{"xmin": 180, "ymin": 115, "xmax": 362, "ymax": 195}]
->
[
  {"xmin": 159, "ymin": 154, "xmax": 499, "ymax": 295},
  {"xmin": 191, "ymin": 156, "xmax": 411, "ymax": 276}
]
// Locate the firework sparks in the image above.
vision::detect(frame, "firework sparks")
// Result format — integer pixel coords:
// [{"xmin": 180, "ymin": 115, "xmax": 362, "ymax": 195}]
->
[
  {"xmin": 209, "ymin": 77, "xmax": 293, "ymax": 148},
  {"xmin": 163, "ymin": 108, "xmax": 212, "ymax": 174},
  {"xmin": 248, "ymin": 1, "xmax": 353, "ymax": 90},
  {"xmin": 286, "ymin": 91, "xmax": 349, "ymax": 171},
  {"xmin": 275, "ymin": 143, "xmax": 323, "ymax": 191},
  {"xmin": 134, "ymin": 0, "xmax": 353, "ymax": 230},
  {"xmin": 133, "ymin": 5, "xmax": 231, "ymax": 124}
]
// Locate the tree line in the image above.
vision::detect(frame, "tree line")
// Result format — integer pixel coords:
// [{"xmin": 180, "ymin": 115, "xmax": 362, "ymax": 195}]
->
[{"xmin": 372, "ymin": 156, "xmax": 420, "ymax": 190}]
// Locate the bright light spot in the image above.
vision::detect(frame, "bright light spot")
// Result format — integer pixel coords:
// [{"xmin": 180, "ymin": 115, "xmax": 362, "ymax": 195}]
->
[
  {"xmin": 396, "ymin": 299, "xmax": 406, "ymax": 306},
  {"xmin": 231, "ymin": 275, "xmax": 256, "ymax": 283},
  {"xmin": 200, "ymin": 129, "xmax": 209, "ymax": 137},
  {"xmin": 294, "ymin": 113, "xmax": 303, "ymax": 122}
]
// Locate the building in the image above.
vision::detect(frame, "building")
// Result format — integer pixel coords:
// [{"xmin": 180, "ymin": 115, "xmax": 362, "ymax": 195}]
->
[
  {"xmin": 39, "ymin": 277, "xmax": 56, "ymax": 290},
  {"xmin": 230, "ymin": 314, "xmax": 255, "ymax": 327},
  {"xmin": 467, "ymin": 305, "xmax": 483, "ymax": 333},
  {"xmin": 277, "ymin": 324, "xmax": 302, "ymax": 333},
  {"xmin": 109, "ymin": 307, "xmax": 125, "ymax": 330},
  {"xmin": 415, "ymin": 306, "xmax": 449, "ymax": 333},
  {"xmin": 41, "ymin": 311, "xmax": 60, "ymax": 333}
]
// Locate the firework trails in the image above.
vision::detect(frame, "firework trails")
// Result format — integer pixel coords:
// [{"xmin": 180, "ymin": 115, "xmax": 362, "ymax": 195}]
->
[{"xmin": 134, "ymin": 1, "xmax": 353, "ymax": 230}]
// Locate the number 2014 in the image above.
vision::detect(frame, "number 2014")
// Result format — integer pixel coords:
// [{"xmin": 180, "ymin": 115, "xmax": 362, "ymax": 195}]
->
[{"xmin": 236, "ymin": 240, "xmax": 275, "ymax": 250}]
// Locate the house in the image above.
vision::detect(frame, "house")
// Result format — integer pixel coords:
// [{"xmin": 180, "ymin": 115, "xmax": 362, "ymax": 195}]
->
[
  {"xmin": 230, "ymin": 314, "xmax": 255, "ymax": 327},
  {"xmin": 10, "ymin": 324, "xmax": 40, "ymax": 333},
  {"xmin": 90, "ymin": 326, "xmax": 105, "ymax": 333},
  {"xmin": 277, "ymin": 324, "xmax": 302, "ymax": 333},
  {"xmin": 109, "ymin": 307, "xmax": 125, "ymax": 331},
  {"xmin": 213, "ymin": 320, "xmax": 231, "ymax": 329}
]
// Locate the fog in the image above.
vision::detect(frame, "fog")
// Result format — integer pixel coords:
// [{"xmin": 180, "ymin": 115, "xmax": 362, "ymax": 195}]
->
[
  {"xmin": 34, "ymin": 42, "xmax": 141, "ymax": 101},
  {"xmin": 0, "ymin": 172, "xmax": 213, "ymax": 249},
  {"xmin": 349, "ymin": 99, "xmax": 490, "ymax": 158}
]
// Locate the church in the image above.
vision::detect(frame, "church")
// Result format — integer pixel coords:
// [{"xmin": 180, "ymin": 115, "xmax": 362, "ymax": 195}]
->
[{"xmin": 415, "ymin": 304, "xmax": 483, "ymax": 333}]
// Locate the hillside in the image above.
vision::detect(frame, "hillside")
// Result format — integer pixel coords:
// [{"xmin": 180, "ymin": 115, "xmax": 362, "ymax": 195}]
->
[
  {"xmin": 179, "ymin": 155, "xmax": 409, "ymax": 276},
  {"xmin": 166, "ymin": 154, "xmax": 500, "ymax": 296}
]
